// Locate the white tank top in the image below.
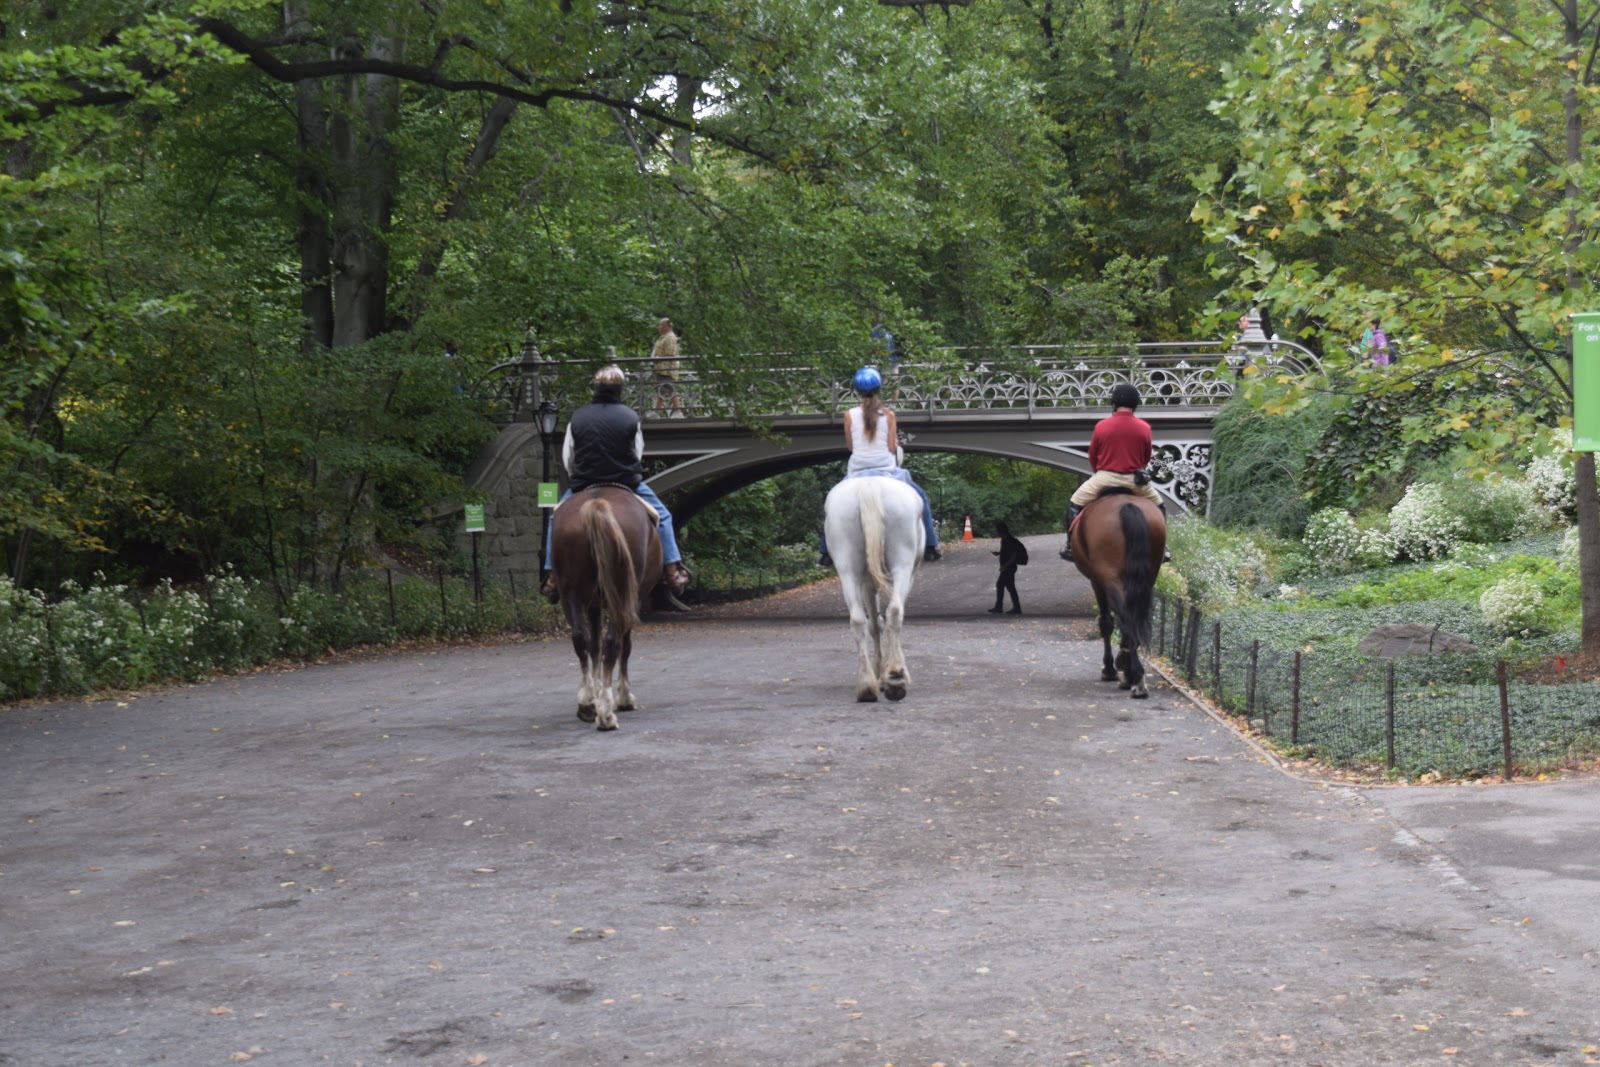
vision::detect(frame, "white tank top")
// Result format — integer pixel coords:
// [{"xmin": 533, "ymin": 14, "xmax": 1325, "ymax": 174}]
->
[{"xmin": 847, "ymin": 405, "xmax": 895, "ymax": 473}]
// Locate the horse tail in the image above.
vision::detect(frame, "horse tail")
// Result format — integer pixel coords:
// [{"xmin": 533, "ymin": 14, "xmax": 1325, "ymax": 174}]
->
[
  {"xmin": 586, "ymin": 499, "xmax": 640, "ymax": 628},
  {"xmin": 1118, "ymin": 503, "xmax": 1154, "ymax": 647},
  {"xmin": 859, "ymin": 481, "xmax": 894, "ymax": 600}
]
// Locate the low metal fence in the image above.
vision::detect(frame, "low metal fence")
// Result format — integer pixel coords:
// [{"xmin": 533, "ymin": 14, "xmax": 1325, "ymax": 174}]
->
[{"xmin": 1152, "ymin": 594, "xmax": 1600, "ymax": 778}]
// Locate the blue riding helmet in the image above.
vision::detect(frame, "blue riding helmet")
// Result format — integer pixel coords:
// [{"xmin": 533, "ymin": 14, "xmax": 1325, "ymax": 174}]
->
[{"xmin": 853, "ymin": 366, "xmax": 883, "ymax": 393}]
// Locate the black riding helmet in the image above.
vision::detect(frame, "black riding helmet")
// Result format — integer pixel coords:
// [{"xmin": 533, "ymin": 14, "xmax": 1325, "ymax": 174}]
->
[{"xmin": 1110, "ymin": 382, "xmax": 1141, "ymax": 410}]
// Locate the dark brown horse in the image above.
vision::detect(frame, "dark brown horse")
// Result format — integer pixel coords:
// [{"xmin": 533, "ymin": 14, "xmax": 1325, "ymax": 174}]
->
[
  {"xmin": 549, "ymin": 486, "xmax": 663, "ymax": 730},
  {"xmin": 1069, "ymin": 491, "xmax": 1166, "ymax": 698}
]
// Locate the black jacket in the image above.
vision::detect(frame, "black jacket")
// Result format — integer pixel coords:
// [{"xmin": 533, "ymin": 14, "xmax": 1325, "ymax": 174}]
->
[{"xmin": 567, "ymin": 397, "xmax": 643, "ymax": 491}]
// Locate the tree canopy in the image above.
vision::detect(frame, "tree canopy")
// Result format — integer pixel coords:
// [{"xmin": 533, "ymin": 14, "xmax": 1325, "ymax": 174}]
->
[{"xmin": 2, "ymin": 0, "xmax": 1271, "ymax": 588}]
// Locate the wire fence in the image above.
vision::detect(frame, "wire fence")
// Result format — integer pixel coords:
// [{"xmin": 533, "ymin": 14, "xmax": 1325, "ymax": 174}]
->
[{"xmin": 1152, "ymin": 593, "xmax": 1600, "ymax": 778}]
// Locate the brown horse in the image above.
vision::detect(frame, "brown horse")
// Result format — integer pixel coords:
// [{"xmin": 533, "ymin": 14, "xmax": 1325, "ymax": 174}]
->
[
  {"xmin": 549, "ymin": 486, "xmax": 663, "ymax": 730},
  {"xmin": 1069, "ymin": 491, "xmax": 1166, "ymax": 698}
]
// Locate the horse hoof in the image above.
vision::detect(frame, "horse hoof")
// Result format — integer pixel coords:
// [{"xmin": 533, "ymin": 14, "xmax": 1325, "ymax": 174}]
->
[
  {"xmin": 1101, "ymin": 670, "xmax": 1119, "ymax": 682},
  {"xmin": 617, "ymin": 701, "xmax": 636, "ymax": 712},
  {"xmin": 577, "ymin": 705, "xmax": 596, "ymax": 723},
  {"xmin": 1130, "ymin": 687, "xmax": 1149, "ymax": 699},
  {"xmin": 883, "ymin": 684, "xmax": 907, "ymax": 702},
  {"xmin": 856, "ymin": 689, "xmax": 879, "ymax": 703},
  {"xmin": 1117, "ymin": 680, "xmax": 1131, "ymax": 690},
  {"xmin": 597, "ymin": 720, "xmax": 619, "ymax": 731}
]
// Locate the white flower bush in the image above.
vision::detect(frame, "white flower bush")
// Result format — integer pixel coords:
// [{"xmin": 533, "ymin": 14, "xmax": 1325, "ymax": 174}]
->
[
  {"xmin": 1301, "ymin": 508, "xmax": 1395, "ymax": 574},
  {"xmin": 1559, "ymin": 526, "xmax": 1580, "ymax": 572},
  {"xmin": 1479, "ymin": 572, "xmax": 1546, "ymax": 637},
  {"xmin": 1388, "ymin": 483, "xmax": 1467, "ymax": 561},
  {"xmin": 1525, "ymin": 451, "xmax": 1576, "ymax": 519},
  {"xmin": 1166, "ymin": 519, "xmax": 1271, "ymax": 612},
  {"xmin": 1450, "ymin": 474, "xmax": 1542, "ymax": 543},
  {"xmin": 0, "ymin": 577, "xmax": 51, "ymax": 699}
]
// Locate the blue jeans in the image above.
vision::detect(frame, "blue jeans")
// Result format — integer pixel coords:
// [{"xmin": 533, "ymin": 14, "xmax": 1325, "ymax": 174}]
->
[
  {"xmin": 543, "ymin": 482, "xmax": 683, "ymax": 569},
  {"xmin": 818, "ymin": 471, "xmax": 938, "ymax": 557}
]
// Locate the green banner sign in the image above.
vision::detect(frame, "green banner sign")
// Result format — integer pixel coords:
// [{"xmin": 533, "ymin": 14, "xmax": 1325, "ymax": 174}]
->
[
  {"xmin": 463, "ymin": 503, "xmax": 486, "ymax": 533},
  {"xmin": 1576, "ymin": 313, "xmax": 1600, "ymax": 451},
  {"xmin": 538, "ymin": 482, "xmax": 559, "ymax": 508}
]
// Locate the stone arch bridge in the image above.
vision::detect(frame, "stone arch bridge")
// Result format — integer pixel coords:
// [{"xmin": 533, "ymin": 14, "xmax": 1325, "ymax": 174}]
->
[{"xmin": 464, "ymin": 321, "xmax": 1317, "ymax": 578}]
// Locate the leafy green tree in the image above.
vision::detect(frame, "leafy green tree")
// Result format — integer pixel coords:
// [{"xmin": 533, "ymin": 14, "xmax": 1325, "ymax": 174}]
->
[{"xmin": 1194, "ymin": 0, "xmax": 1600, "ymax": 652}]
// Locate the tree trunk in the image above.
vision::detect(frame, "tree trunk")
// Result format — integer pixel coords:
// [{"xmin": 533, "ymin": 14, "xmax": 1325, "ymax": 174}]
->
[
  {"xmin": 1563, "ymin": 1, "xmax": 1600, "ymax": 655},
  {"xmin": 330, "ymin": 31, "xmax": 401, "ymax": 347},
  {"xmin": 285, "ymin": 0, "xmax": 333, "ymax": 351}
]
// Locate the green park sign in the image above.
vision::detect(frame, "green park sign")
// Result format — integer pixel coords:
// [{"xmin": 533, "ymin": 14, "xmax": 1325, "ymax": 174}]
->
[
  {"xmin": 538, "ymin": 482, "xmax": 559, "ymax": 508},
  {"xmin": 463, "ymin": 503, "xmax": 486, "ymax": 533},
  {"xmin": 1576, "ymin": 312, "xmax": 1600, "ymax": 452}
]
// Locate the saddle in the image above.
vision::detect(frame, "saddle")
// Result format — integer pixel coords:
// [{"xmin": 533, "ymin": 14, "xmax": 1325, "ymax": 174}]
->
[{"xmin": 552, "ymin": 483, "xmax": 659, "ymax": 523}]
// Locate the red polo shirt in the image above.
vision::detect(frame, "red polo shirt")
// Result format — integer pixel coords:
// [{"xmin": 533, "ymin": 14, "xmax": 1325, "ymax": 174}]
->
[{"xmin": 1088, "ymin": 409, "xmax": 1152, "ymax": 473}]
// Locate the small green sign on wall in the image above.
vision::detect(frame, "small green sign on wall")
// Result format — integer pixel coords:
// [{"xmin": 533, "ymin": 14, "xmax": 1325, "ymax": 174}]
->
[
  {"xmin": 538, "ymin": 482, "xmax": 559, "ymax": 508},
  {"xmin": 1576, "ymin": 313, "xmax": 1600, "ymax": 451},
  {"xmin": 464, "ymin": 503, "xmax": 486, "ymax": 533}
]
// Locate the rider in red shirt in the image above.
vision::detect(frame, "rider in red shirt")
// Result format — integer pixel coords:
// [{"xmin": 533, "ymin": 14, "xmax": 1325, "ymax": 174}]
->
[{"xmin": 1059, "ymin": 382, "xmax": 1168, "ymax": 561}]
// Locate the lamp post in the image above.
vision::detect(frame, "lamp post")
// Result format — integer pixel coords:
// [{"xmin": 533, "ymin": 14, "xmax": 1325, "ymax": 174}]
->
[{"xmin": 537, "ymin": 398, "xmax": 559, "ymax": 581}]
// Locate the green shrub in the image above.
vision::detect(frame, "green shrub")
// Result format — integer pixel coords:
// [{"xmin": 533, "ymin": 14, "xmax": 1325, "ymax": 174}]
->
[
  {"xmin": 1210, "ymin": 392, "xmax": 1331, "ymax": 537},
  {"xmin": 1163, "ymin": 518, "xmax": 1271, "ymax": 613},
  {"xmin": 1301, "ymin": 508, "xmax": 1394, "ymax": 575}
]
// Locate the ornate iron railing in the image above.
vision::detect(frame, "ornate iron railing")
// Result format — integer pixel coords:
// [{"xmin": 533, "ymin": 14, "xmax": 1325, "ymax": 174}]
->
[{"xmin": 470, "ymin": 338, "xmax": 1320, "ymax": 427}]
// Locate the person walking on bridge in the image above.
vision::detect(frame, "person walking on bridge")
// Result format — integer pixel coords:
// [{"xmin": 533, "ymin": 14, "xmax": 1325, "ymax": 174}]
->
[
  {"xmin": 818, "ymin": 366, "xmax": 941, "ymax": 567},
  {"xmin": 651, "ymin": 317, "xmax": 683, "ymax": 417},
  {"xmin": 1059, "ymin": 382, "xmax": 1168, "ymax": 563},
  {"xmin": 541, "ymin": 365, "xmax": 692, "ymax": 602}
]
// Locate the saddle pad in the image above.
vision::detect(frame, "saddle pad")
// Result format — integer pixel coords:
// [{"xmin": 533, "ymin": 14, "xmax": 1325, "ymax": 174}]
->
[{"xmin": 552, "ymin": 486, "xmax": 659, "ymax": 524}]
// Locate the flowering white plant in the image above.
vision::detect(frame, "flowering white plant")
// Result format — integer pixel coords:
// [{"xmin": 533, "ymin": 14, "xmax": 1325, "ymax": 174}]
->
[
  {"xmin": 1301, "ymin": 508, "xmax": 1394, "ymax": 574},
  {"xmin": 1525, "ymin": 451, "xmax": 1576, "ymax": 519},
  {"xmin": 1479, "ymin": 572, "xmax": 1546, "ymax": 637},
  {"xmin": 1389, "ymin": 483, "xmax": 1467, "ymax": 561}
]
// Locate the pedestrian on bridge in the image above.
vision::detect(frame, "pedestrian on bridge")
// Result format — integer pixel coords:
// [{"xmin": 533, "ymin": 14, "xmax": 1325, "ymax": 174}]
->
[
  {"xmin": 817, "ymin": 366, "xmax": 942, "ymax": 567},
  {"xmin": 651, "ymin": 317, "xmax": 683, "ymax": 417}
]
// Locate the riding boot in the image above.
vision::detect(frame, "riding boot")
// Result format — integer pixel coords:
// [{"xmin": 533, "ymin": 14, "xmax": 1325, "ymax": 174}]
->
[
  {"xmin": 1059, "ymin": 503, "xmax": 1082, "ymax": 561},
  {"xmin": 663, "ymin": 561, "xmax": 693, "ymax": 595},
  {"xmin": 1158, "ymin": 502, "xmax": 1172, "ymax": 563},
  {"xmin": 540, "ymin": 571, "xmax": 559, "ymax": 604}
]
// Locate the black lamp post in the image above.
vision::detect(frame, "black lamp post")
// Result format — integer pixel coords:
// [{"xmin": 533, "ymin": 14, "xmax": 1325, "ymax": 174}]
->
[{"xmin": 537, "ymin": 398, "xmax": 559, "ymax": 580}]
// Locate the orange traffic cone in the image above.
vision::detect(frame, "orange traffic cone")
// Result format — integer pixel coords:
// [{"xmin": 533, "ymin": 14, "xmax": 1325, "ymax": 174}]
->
[{"xmin": 962, "ymin": 516, "xmax": 974, "ymax": 541}]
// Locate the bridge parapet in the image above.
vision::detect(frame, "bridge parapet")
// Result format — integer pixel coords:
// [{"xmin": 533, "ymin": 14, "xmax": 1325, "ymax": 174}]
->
[{"xmin": 470, "ymin": 339, "xmax": 1319, "ymax": 426}]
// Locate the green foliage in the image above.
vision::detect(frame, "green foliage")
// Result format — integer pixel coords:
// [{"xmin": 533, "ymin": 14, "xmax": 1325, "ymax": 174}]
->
[
  {"xmin": 0, "ymin": 568, "xmax": 559, "ymax": 701},
  {"xmin": 1161, "ymin": 518, "xmax": 1273, "ymax": 613},
  {"xmin": 1210, "ymin": 391, "xmax": 1331, "ymax": 536}
]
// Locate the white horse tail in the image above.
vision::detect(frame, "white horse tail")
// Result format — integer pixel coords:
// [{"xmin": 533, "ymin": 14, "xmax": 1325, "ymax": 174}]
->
[{"xmin": 859, "ymin": 481, "xmax": 893, "ymax": 600}]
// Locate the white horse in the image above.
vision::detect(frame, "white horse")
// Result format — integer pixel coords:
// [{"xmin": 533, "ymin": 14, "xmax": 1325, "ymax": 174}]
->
[{"xmin": 823, "ymin": 475, "xmax": 924, "ymax": 702}]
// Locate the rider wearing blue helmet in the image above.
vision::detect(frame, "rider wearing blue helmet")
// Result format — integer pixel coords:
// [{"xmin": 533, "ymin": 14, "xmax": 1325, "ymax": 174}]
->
[{"xmin": 818, "ymin": 365, "xmax": 942, "ymax": 566}]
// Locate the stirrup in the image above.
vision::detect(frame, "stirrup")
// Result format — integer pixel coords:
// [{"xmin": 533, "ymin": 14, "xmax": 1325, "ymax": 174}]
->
[
  {"xmin": 1058, "ymin": 542, "xmax": 1074, "ymax": 562},
  {"xmin": 664, "ymin": 562, "xmax": 692, "ymax": 594}
]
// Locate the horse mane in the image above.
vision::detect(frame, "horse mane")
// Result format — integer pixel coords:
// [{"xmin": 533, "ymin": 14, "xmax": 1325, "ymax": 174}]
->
[{"xmin": 585, "ymin": 499, "xmax": 641, "ymax": 628}]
